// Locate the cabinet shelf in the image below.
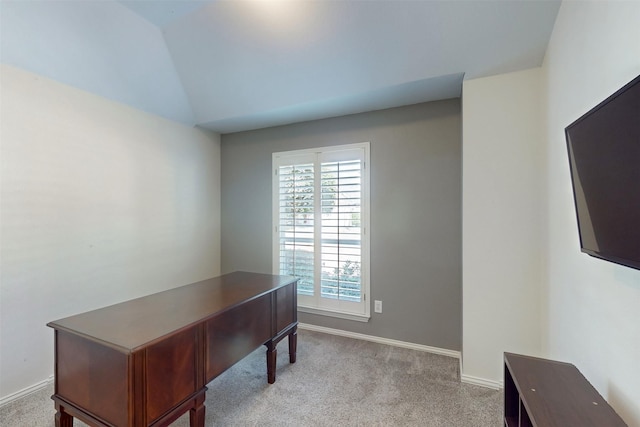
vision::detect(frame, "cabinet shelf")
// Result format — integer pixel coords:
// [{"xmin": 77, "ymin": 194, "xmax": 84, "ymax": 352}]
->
[{"xmin": 503, "ymin": 353, "xmax": 626, "ymax": 427}]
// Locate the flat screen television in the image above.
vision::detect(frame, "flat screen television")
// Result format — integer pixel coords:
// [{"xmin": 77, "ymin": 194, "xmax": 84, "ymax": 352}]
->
[{"xmin": 565, "ymin": 73, "xmax": 640, "ymax": 270}]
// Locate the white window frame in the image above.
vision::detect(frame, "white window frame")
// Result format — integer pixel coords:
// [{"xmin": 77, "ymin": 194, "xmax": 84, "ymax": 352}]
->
[{"xmin": 272, "ymin": 142, "xmax": 370, "ymax": 322}]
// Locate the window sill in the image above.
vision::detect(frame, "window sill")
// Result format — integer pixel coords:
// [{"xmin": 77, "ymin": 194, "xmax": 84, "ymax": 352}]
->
[{"xmin": 297, "ymin": 305, "xmax": 370, "ymax": 322}]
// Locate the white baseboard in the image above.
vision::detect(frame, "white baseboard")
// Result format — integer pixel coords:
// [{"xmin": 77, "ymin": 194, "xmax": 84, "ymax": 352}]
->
[
  {"xmin": 299, "ymin": 323, "xmax": 500, "ymax": 390},
  {"xmin": 460, "ymin": 374, "xmax": 503, "ymax": 390},
  {"xmin": 0, "ymin": 330, "xmax": 499, "ymax": 407},
  {"xmin": 298, "ymin": 322, "xmax": 462, "ymax": 359},
  {"xmin": 0, "ymin": 375, "xmax": 54, "ymax": 407}
]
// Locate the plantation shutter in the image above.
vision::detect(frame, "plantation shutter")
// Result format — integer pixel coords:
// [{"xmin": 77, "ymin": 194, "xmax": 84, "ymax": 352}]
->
[
  {"xmin": 273, "ymin": 143, "xmax": 369, "ymax": 320},
  {"xmin": 276, "ymin": 156, "xmax": 315, "ymax": 296},
  {"xmin": 319, "ymin": 153, "xmax": 363, "ymax": 303}
]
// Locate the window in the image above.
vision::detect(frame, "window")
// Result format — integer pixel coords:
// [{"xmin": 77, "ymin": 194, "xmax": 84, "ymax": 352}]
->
[{"xmin": 273, "ymin": 143, "xmax": 370, "ymax": 321}]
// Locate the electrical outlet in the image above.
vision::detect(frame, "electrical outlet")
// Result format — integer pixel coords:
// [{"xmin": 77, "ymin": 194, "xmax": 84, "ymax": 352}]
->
[{"xmin": 374, "ymin": 300, "xmax": 382, "ymax": 313}]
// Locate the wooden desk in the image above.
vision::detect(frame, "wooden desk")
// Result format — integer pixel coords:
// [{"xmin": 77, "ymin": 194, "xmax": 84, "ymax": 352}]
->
[{"xmin": 47, "ymin": 272, "xmax": 298, "ymax": 427}]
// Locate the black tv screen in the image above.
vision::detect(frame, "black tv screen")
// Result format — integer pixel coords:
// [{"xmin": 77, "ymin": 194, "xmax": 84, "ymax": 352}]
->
[{"xmin": 565, "ymin": 74, "xmax": 640, "ymax": 270}]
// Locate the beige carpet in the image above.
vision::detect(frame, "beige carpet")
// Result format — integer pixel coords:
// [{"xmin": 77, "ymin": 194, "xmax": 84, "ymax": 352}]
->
[{"xmin": 0, "ymin": 330, "xmax": 502, "ymax": 426}]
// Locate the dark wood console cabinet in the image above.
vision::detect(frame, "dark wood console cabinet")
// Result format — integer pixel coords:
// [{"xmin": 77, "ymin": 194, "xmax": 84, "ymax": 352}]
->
[
  {"xmin": 504, "ymin": 352, "xmax": 627, "ymax": 427},
  {"xmin": 47, "ymin": 272, "xmax": 298, "ymax": 427}
]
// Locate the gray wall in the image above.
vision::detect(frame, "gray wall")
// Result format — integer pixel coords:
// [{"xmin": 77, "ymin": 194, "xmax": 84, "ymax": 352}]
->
[{"xmin": 221, "ymin": 100, "xmax": 461, "ymax": 350}]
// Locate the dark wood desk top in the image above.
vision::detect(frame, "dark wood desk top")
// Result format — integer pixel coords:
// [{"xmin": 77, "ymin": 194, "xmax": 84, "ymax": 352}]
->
[{"xmin": 48, "ymin": 271, "xmax": 298, "ymax": 353}]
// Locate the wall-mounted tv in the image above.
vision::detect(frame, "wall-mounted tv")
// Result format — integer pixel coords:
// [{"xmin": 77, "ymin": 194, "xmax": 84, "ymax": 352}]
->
[{"xmin": 565, "ymin": 74, "xmax": 640, "ymax": 270}]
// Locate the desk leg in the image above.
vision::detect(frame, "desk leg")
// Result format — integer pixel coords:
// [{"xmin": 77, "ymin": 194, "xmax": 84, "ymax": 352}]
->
[
  {"xmin": 54, "ymin": 403, "xmax": 73, "ymax": 427},
  {"xmin": 265, "ymin": 341, "xmax": 277, "ymax": 384},
  {"xmin": 189, "ymin": 392, "xmax": 206, "ymax": 427},
  {"xmin": 288, "ymin": 327, "xmax": 297, "ymax": 364}
]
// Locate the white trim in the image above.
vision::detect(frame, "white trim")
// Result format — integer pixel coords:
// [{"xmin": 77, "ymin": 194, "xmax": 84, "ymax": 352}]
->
[
  {"xmin": 298, "ymin": 306, "xmax": 370, "ymax": 322},
  {"xmin": 298, "ymin": 323, "xmax": 461, "ymax": 359},
  {"xmin": 0, "ymin": 375, "xmax": 54, "ymax": 407},
  {"xmin": 460, "ymin": 374, "xmax": 503, "ymax": 390},
  {"xmin": 0, "ymin": 344, "xmax": 501, "ymax": 407},
  {"xmin": 273, "ymin": 142, "xmax": 371, "ymax": 319}
]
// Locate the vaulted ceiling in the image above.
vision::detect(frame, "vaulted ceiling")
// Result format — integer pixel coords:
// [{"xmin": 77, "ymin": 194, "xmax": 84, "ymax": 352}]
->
[{"xmin": 1, "ymin": 0, "xmax": 561, "ymax": 133}]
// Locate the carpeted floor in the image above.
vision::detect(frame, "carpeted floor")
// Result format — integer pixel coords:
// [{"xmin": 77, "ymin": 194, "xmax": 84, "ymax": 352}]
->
[{"xmin": 0, "ymin": 330, "xmax": 503, "ymax": 426}]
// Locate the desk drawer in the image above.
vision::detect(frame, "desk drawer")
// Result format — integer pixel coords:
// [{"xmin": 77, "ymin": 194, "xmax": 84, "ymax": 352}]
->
[
  {"xmin": 55, "ymin": 331, "xmax": 129, "ymax": 427},
  {"xmin": 204, "ymin": 294, "xmax": 271, "ymax": 381},
  {"xmin": 144, "ymin": 326, "xmax": 198, "ymax": 423}
]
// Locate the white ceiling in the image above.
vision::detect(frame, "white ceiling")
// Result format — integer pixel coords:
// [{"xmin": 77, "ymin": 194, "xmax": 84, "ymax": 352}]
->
[{"xmin": 1, "ymin": 0, "xmax": 561, "ymax": 133}]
